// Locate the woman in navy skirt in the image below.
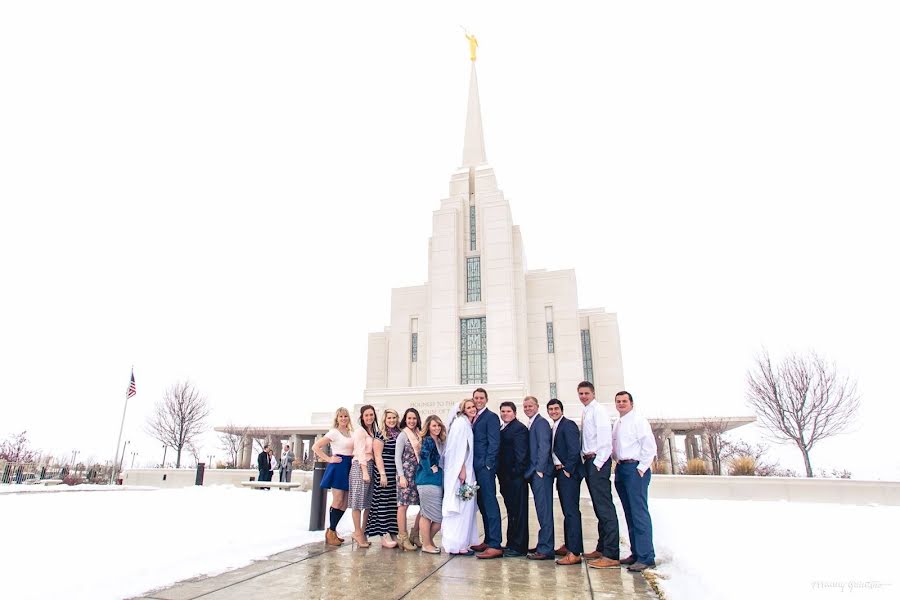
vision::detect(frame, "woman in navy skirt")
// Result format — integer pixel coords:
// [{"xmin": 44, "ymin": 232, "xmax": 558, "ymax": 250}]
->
[{"xmin": 312, "ymin": 407, "xmax": 355, "ymax": 546}]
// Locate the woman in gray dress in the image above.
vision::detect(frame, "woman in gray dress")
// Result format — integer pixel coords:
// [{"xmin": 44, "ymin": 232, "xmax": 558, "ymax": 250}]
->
[{"xmin": 415, "ymin": 415, "xmax": 446, "ymax": 554}]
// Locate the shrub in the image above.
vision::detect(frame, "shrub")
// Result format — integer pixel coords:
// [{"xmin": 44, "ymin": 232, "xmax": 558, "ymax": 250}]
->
[
  {"xmin": 62, "ymin": 475, "xmax": 84, "ymax": 486},
  {"xmin": 685, "ymin": 459, "xmax": 709, "ymax": 475},
  {"xmin": 729, "ymin": 456, "xmax": 756, "ymax": 476},
  {"xmin": 651, "ymin": 459, "xmax": 669, "ymax": 474}
]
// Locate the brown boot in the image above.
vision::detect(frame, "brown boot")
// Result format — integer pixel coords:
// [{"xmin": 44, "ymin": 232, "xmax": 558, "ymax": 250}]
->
[
  {"xmin": 398, "ymin": 533, "xmax": 416, "ymax": 551},
  {"xmin": 409, "ymin": 526, "xmax": 422, "ymax": 548},
  {"xmin": 325, "ymin": 528, "xmax": 342, "ymax": 546}
]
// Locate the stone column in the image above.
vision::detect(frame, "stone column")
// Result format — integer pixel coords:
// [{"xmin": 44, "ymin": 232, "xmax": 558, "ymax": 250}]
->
[
  {"xmin": 690, "ymin": 435, "xmax": 700, "ymax": 462},
  {"xmin": 240, "ymin": 436, "xmax": 253, "ymax": 468},
  {"xmin": 684, "ymin": 435, "xmax": 694, "ymax": 461}
]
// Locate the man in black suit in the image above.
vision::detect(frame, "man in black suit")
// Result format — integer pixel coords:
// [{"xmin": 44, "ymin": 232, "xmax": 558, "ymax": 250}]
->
[
  {"xmin": 257, "ymin": 444, "xmax": 273, "ymax": 489},
  {"xmin": 548, "ymin": 399, "xmax": 584, "ymax": 566},
  {"xmin": 524, "ymin": 396, "xmax": 555, "ymax": 561},
  {"xmin": 498, "ymin": 401, "xmax": 529, "ymax": 557}
]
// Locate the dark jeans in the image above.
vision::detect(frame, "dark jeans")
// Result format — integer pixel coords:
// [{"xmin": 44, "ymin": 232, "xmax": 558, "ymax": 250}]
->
[
  {"xmin": 614, "ymin": 463, "xmax": 655, "ymax": 564},
  {"xmin": 475, "ymin": 466, "xmax": 502, "ymax": 549},
  {"xmin": 555, "ymin": 469, "xmax": 583, "ymax": 555},
  {"xmin": 498, "ymin": 472, "xmax": 529, "ymax": 553},
  {"xmin": 584, "ymin": 456, "xmax": 620, "ymax": 558}
]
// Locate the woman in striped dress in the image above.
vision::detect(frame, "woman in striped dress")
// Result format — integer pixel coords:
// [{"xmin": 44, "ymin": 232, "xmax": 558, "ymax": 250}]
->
[
  {"xmin": 347, "ymin": 404, "xmax": 378, "ymax": 548},
  {"xmin": 365, "ymin": 408, "xmax": 401, "ymax": 548},
  {"xmin": 395, "ymin": 407, "xmax": 422, "ymax": 551}
]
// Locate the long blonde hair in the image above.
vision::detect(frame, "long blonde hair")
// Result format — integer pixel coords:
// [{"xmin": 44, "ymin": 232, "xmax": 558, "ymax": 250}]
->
[
  {"xmin": 380, "ymin": 409, "xmax": 400, "ymax": 438},
  {"xmin": 332, "ymin": 407, "xmax": 353, "ymax": 432},
  {"xmin": 420, "ymin": 415, "xmax": 447, "ymax": 442},
  {"xmin": 458, "ymin": 398, "xmax": 475, "ymax": 417}
]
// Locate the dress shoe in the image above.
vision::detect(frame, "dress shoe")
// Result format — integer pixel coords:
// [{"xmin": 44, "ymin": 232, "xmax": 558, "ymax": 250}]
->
[
  {"xmin": 503, "ymin": 548, "xmax": 526, "ymax": 558},
  {"xmin": 528, "ymin": 547, "xmax": 537, "ymax": 553},
  {"xmin": 476, "ymin": 547, "xmax": 504, "ymax": 560},
  {"xmin": 526, "ymin": 552, "xmax": 554, "ymax": 561},
  {"xmin": 555, "ymin": 552, "xmax": 582, "ymax": 566},
  {"xmin": 554, "ymin": 545, "xmax": 569, "ymax": 557},
  {"xmin": 582, "ymin": 550, "xmax": 603, "ymax": 560},
  {"xmin": 627, "ymin": 562, "xmax": 656, "ymax": 572},
  {"xmin": 620, "ymin": 555, "xmax": 637, "ymax": 566},
  {"xmin": 470, "ymin": 543, "xmax": 489, "ymax": 552},
  {"xmin": 588, "ymin": 557, "xmax": 621, "ymax": 569}
]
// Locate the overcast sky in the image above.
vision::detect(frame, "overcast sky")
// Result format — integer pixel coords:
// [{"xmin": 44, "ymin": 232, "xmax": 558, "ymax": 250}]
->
[{"xmin": 2, "ymin": 1, "xmax": 898, "ymax": 478}]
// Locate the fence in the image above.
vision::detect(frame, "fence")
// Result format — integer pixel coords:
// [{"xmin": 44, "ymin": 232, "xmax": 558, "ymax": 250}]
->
[{"xmin": 0, "ymin": 460, "xmax": 113, "ymax": 485}]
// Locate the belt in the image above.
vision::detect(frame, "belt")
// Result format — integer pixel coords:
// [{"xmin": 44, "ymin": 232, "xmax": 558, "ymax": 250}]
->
[{"xmin": 618, "ymin": 459, "xmax": 638, "ymax": 464}]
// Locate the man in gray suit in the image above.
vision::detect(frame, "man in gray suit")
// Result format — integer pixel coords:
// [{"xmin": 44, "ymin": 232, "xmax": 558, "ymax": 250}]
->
[
  {"xmin": 279, "ymin": 444, "xmax": 295, "ymax": 483},
  {"xmin": 523, "ymin": 396, "xmax": 555, "ymax": 560}
]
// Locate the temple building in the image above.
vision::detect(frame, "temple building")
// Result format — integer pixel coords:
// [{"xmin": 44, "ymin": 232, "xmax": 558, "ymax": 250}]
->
[{"xmin": 362, "ymin": 57, "xmax": 624, "ymax": 421}]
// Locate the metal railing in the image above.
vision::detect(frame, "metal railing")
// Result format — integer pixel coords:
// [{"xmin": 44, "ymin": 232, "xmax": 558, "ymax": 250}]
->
[{"xmin": 0, "ymin": 460, "xmax": 113, "ymax": 485}]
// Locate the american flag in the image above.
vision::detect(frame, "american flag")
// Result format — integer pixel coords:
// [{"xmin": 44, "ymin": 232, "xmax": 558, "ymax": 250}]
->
[{"xmin": 127, "ymin": 370, "xmax": 137, "ymax": 399}]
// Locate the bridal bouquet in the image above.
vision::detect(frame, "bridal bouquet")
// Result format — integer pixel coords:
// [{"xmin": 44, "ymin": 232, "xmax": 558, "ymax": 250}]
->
[{"xmin": 457, "ymin": 481, "xmax": 479, "ymax": 501}]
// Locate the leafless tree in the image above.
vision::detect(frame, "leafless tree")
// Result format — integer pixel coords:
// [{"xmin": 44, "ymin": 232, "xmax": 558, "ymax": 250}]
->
[
  {"xmin": 700, "ymin": 419, "xmax": 730, "ymax": 476},
  {"xmin": 218, "ymin": 423, "xmax": 249, "ymax": 468},
  {"xmin": 746, "ymin": 349, "xmax": 860, "ymax": 477},
  {"xmin": 145, "ymin": 381, "xmax": 211, "ymax": 468},
  {"xmin": 0, "ymin": 431, "xmax": 36, "ymax": 463}
]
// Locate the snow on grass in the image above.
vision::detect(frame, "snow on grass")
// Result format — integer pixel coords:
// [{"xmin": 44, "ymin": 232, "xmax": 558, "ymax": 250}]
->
[
  {"xmin": 650, "ymin": 499, "xmax": 899, "ymax": 599},
  {"xmin": 0, "ymin": 485, "xmax": 325, "ymax": 600}
]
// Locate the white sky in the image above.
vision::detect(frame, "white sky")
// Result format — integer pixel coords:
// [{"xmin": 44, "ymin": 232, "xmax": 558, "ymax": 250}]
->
[{"xmin": 2, "ymin": 1, "xmax": 898, "ymax": 478}]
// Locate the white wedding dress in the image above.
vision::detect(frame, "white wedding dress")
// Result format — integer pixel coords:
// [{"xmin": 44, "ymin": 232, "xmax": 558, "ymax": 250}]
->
[{"xmin": 440, "ymin": 413, "xmax": 478, "ymax": 553}]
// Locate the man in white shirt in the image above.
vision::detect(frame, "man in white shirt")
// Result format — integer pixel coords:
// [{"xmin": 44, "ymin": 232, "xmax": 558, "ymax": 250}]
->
[
  {"xmin": 612, "ymin": 391, "xmax": 657, "ymax": 572},
  {"xmin": 579, "ymin": 381, "xmax": 620, "ymax": 569}
]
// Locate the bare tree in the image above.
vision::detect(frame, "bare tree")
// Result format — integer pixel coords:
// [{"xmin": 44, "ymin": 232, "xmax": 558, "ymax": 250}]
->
[
  {"xmin": 746, "ymin": 349, "xmax": 859, "ymax": 477},
  {"xmin": 218, "ymin": 423, "xmax": 249, "ymax": 468},
  {"xmin": 145, "ymin": 381, "xmax": 211, "ymax": 468},
  {"xmin": 700, "ymin": 419, "xmax": 730, "ymax": 476},
  {"xmin": 0, "ymin": 431, "xmax": 36, "ymax": 463}
]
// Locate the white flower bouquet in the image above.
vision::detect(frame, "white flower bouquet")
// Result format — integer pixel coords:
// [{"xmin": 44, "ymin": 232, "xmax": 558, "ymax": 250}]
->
[{"xmin": 456, "ymin": 481, "xmax": 479, "ymax": 501}]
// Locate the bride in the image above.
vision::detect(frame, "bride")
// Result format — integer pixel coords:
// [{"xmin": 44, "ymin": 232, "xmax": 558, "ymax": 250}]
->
[{"xmin": 440, "ymin": 398, "xmax": 479, "ymax": 555}]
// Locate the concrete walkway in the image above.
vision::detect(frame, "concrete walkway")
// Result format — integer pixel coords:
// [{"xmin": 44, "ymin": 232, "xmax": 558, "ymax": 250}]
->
[{"xmin": 134, "ymin": 498, "xmax": 659, "ymax": 600}]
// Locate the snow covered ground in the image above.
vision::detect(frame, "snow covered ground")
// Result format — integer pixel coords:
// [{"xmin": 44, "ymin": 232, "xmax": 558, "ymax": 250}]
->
[
  {"xmin": 650, "ymin": 498, "xmax": 899, "ymax": 599},
  {"xmin": 1, "ymin": 485, "xmax": 897, "ymax": 600},
  {"xmin": 0, "ymin": 485, "xmax": 327, "ymax": 600}
]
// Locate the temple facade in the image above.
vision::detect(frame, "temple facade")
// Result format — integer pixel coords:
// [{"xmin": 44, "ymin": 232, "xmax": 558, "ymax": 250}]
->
[{"xmin": 363, "ymin": 60, "xmax": 625, "ymax": 420}]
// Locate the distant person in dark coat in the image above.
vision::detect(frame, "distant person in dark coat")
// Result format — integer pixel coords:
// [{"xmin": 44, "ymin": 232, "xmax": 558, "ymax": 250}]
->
[{"xmin": 257, "ymin": 444, "xmax": 273, "ymax": 489}]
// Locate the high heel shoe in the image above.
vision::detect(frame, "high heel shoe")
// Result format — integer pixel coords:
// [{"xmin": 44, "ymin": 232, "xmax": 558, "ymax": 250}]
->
[
  {"xmin": 351, "ymin": 533, "xmax": 370, "ymax": 549},
  {"xmin": 381, "ymin": 536, "xmax": 398, "ymax": 549},
  {"xmin": 409, "ymin": 526, "xmax": 423, "ymax": 548},
  {"xmin": 397, "ymin": 533, "xmax": 416, "ymax": 552}
]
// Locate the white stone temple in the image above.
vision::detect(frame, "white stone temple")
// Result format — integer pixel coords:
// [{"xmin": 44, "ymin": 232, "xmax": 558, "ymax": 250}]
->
[{"xmin": 363, "ymin": 59, "xmax": 625, "ymax": 420}]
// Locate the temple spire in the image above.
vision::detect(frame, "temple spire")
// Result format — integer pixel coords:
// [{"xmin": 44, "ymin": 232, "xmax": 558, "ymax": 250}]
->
[{"xmin": 461, "ymin": 62, "xmax": 487, "ymax": 168}]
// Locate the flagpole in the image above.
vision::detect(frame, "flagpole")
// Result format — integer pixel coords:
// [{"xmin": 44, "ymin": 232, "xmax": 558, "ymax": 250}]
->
[{"xmin": 110, "ymin": 366, "xmax": 134, "ymax": 484}]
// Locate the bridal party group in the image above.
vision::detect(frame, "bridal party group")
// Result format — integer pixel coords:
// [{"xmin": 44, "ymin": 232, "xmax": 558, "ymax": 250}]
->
[{"xmin": 311, "ymin": 381, "xmax": 658, "ymax": 573}]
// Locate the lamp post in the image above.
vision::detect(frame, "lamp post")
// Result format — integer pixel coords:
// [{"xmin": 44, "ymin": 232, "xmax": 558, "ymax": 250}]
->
[
  {"xmin": 71, "ymin": 450, "xmax": 79, "ymax": 472},
  {"xmin": 130, "ymin": 452, "xmax": 138, "ymax": 469}
]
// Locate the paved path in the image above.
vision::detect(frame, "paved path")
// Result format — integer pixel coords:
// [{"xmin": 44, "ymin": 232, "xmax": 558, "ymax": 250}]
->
[{"xmin": 134, "ymin": 498, "xmax": 659, "ymax": 600}]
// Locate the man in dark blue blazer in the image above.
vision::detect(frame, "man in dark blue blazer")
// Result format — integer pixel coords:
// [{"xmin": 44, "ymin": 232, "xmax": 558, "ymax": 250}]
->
[
  {"xmin": 523, "ymin": 396, "xmax": 555, "ymax": 560},
  {"xmin": 498, "ymin": 401, "xmax": 530, "ymax": 557},
  {"xmin": 548, "ymin": 398, "xmax": 584, "ymax": 565},
  {"xmin": 470, "ymin": 387, "xmax": 503, "ymax": 559}
]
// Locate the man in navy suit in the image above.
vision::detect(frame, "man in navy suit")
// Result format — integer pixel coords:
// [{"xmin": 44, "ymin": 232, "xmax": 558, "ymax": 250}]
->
[
  {"xmin": 469, "ymin": 387, "xmax": 503, "ymax": 559},
  {"xmin": 498, "ymin": 401, "xmax": 529, "ymax": 557},
  {"xmin": 523, "ymin": 396, "xmax": 555, "ymax": 561},
  {"xmin": 548, "ymin": 398, "xmax": 584, "ymax": 565}
]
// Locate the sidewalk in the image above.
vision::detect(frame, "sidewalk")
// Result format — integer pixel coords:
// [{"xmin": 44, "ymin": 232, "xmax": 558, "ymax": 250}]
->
[{"xmin": 134, "ymin": 498, "xmax": 659, "ymax": 600}]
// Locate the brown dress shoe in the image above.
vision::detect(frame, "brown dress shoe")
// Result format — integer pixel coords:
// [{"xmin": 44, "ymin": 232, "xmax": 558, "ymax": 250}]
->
[
  {"xmin": 476, "ymin": 547, "xmax": 503, "ymax": 559},
  {"xmin": 588, "ymin": 557, "xmax": 621, "ymax": 569},
  {"xmin": 555, "ymin": 552, "xmax": 582, "ymax": 566},
  {"xmin": 554, "ymin": 545, "xmax": 569, "ymax": 557},
  {"xmin": 620, "ymin": 555, "xmax": 637, "ymax": 566},
  {"xmin": 470, "ymin": 543, "xmax": 489, "ymax": 552},
  {"xmin": 582, "ymin": 550, "xmax": 603, "ymax": 560}
]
